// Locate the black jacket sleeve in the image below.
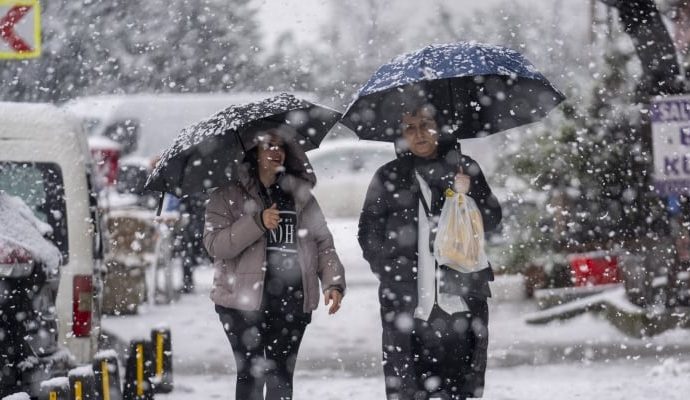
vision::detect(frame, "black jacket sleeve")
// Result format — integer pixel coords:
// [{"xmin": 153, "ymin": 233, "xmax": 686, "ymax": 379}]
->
[
  {"xmin": 460, "ymin": 156, "xmax": 502, "ymax": 232},
  {"xmin": 358, "ymin": 168, "xmax": 388, "ymax": 274}
]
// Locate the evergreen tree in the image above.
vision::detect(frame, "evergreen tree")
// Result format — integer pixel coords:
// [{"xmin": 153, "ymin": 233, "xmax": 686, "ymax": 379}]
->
[
  {"xmin": 502, "ymin": 39, "xmax": 670, "ymax": 263},
  {"xmin": 121, "ymin": 0, "xmax": 262, "ymax": 93},
  {"xmin": 0, "ymin": 0, "xmax": 267, "ymax": 102}
]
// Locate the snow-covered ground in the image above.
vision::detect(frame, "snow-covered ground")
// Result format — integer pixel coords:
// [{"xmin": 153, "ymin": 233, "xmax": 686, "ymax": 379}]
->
[
  {"xmin": 102, "ymin": 219, "xmax": 690, "ymax": 399},
  {"xmin": 157, "ymin": 357, "xmax": 690, "ymax": 400}
]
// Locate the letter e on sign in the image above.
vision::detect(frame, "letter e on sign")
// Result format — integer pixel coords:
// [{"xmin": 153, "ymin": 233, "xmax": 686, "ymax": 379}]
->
[{"xmin": 0, "ymin": 0, "xmax": 41, "ymax": 59}]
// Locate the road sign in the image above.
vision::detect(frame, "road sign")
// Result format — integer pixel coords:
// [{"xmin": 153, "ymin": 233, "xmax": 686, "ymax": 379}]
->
[
  {"xmin": 0, "ymin": 0, "xmax": 41, "ymax": 59},
  {"xmin": 651, "ymin": 94, "xmax": 690, "ymax": 195}
]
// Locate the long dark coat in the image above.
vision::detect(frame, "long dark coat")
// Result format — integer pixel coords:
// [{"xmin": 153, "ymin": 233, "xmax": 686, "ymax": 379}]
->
[{"xmin": 358, "ymin": 142, "xmax": 501, "ymax": 399}]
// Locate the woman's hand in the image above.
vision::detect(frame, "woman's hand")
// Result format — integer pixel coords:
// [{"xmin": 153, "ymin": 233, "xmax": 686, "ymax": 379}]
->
[
  {"xmin": 262, "ymin": 203, "xmax": 280, "ymax": 230},
  {"xmin": 454, "ymin": 168, "xmax": 470, "ymax": 194},
  {"xmin": 324, "ymin": 288, "xmax": 343, "ymax": 315}
]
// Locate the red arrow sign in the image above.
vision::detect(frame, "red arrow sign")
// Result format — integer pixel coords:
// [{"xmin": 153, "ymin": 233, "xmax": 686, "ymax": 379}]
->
[{"xmin": 1, "ymin": 5, "xmax": 32, "ymax": 52}]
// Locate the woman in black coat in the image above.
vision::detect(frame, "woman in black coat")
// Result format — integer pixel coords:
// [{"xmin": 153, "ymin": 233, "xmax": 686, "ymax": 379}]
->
[{"xmin": 358, "ymin": 104, "xmax": 501, "ymax": 400}]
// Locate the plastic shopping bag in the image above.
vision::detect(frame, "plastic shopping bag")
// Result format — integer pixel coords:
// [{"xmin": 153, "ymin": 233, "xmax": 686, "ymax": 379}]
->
[{"xmin": 434, "ymin": 189, "xmax": 488, "ymax": 273}]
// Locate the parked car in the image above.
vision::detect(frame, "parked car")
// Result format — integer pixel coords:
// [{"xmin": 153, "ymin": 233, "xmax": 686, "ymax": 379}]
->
[
  {"xmin": 0, "ymin": 193, "xmax": 66, "ymax": 397},
  {"xmin": 0, "ymin": 103, "xmax": 104, "ymax": 368},
  {"xmin": 308, "ymin": 139, "xmax": 396, "ymax": 218}
]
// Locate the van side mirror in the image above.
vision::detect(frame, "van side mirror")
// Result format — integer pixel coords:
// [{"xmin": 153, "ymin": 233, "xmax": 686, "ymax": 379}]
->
[{"xmin": 104, "ymin": 119, "xmax": 140, "ymax": 155}]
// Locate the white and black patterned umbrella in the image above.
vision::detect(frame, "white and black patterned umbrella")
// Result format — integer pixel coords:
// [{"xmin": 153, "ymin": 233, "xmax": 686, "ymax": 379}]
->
[
  {"xmin": 342, "ymin": 42, "xmax": 565, "ymax": 141},
  {"xmin": 145, "ymin": 93, "xmax": 341, "ymax": 195}
]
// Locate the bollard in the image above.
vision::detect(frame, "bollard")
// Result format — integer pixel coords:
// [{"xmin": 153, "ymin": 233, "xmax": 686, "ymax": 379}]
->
[
  {"xmin": 150, "ymin": 327, "xmax": 173, "ymax": 394},
  {"xmin": 39, "ymin": 376, "xmax": 70, "ymax": 400},
  {"xmin": 67, "ymin": 366, "xmax": 97, "ymax": 400},
  {"xmin": 93, "ymin": 350, "xmax": 123, "ymax": 400},
  {"xmin": 123, "ymin": 339, "xmax": 153, "ymax": 400}
]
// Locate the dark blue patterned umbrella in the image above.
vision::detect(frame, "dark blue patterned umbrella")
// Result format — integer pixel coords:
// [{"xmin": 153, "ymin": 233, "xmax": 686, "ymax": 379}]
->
[
  {"xmin": 341, "ymin": 42, "xmax": 565, "ymax": 141},
  {"xmin": 145, "ymin": 93, "xmax": 341, "ymax": 195}
]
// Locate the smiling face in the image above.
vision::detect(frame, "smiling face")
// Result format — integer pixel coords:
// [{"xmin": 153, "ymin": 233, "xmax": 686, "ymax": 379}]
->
[
  {"xmin": 401, "ymin": 107, "xmax": 439, "ymax": 159},
  {"xmin": 256, "ymin": 133, "xmax": 286, "ymax": 175}
]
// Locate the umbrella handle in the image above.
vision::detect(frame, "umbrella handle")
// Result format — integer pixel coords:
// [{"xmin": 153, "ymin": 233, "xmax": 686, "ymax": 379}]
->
[{"xmin": 156, "ymin": 192, "xmax": 164, "ymax": 216}]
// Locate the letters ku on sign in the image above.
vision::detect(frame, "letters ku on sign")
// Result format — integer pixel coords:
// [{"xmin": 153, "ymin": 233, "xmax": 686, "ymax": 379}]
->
[
  {"xmin": 651, "ymin": 95, "xmax": 690, "ymax": 196},
  {"xmin": 0, "ymin": 0, "xmax": 41, "ymax": 59}
]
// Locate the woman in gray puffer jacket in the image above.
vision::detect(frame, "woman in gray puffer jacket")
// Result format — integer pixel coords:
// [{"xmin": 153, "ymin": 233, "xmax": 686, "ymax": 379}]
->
[{"xmin": 203, "ymin": 128, "xmax": 346, "ymax": 400}]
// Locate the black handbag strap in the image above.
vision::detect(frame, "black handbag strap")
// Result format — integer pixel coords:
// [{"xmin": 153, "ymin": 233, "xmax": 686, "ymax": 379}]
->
[
  {"xmin": 419, "ymin": 188, "xmax": 433, "ymax": 219},
  {"xmin": 415, "ymin": 172, "xmax": 437, "ymax": 251}
]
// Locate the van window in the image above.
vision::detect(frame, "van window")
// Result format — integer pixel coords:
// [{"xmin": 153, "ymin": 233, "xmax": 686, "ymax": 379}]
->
[{"xmin": 0, "ymin": 162, "xmax": 69, "ymax": 262}]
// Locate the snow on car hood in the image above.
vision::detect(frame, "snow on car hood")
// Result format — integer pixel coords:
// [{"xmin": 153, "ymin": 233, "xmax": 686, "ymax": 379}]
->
[{"xmin": 0, "ymin": 192, "xmax": 62, "ymax": 274}]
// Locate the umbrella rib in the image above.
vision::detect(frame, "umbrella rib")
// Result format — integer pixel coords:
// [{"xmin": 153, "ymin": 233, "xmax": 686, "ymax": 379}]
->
[{"xmin": 234, "ymin": 129, "xmax": 248, "ymax": 154}]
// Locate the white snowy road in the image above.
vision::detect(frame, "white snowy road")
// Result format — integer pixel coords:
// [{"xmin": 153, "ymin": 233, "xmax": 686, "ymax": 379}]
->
[
  {"xmin": 160, "ymin": 357, "xmax": 690, "ymax": 400},
  {"xmin": 103, "ymin": 271, "xmax": 690, "ymax": 399},
  {"xmin": 101, "ymin": 219, "xmax": 690, "ymax": 399}
]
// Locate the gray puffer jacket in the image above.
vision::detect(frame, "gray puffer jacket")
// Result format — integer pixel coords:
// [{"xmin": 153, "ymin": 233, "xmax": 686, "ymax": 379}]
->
[{"xmin": 203, "ymin": 163, "xmax": 345, "ymax": 313}]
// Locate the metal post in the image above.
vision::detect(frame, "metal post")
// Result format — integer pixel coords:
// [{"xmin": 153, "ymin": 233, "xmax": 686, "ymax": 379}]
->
[
  {"xmin": 67, "ymin": 366, "xmax": 97, "ymax": 400},
  {"xmin": 150, "ymin": 327, "xmax": 173, "ymax": 394},
  {"xmin": 39, "ymin": 377, "xmax": 70, "ymax": 400},
  {"xmin": 123, "ymin": 340, "xmax": 153, "ymax": 400},
  {"xmin": 93, "ymin": 351, "xmax": 123, "ymax": 400}
]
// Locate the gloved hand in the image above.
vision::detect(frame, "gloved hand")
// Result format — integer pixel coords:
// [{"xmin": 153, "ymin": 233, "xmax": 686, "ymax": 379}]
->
[{"xmin": 454, "ymin": 167, "xmax": 471, "ymax": 194}]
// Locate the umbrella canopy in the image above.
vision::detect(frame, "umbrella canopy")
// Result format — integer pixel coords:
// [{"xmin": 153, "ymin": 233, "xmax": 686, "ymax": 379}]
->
[
  {"xmin": 341, "ymin": 42, "xmax": 565, "ymax": 141},
  {"xmin": 145, "ymin": 93, "xmax": 341, "ymax": 195}
]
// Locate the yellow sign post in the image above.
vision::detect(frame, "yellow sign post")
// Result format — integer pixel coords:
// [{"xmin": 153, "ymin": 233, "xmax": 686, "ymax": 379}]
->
[{"xmin": 0, "ymin": 0, "xmax": 41, "ymax": 59}]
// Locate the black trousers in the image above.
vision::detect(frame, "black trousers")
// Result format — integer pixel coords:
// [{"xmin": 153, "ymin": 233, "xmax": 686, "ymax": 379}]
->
[
  {"xmin": 379, "ymin": 284, "xmax": 489, "ymax": 400},
  {"xmin": 216, "ymin": 305, "xmax": 309, "ymax": 400},
  {"xmin": 412, "ymin": 304, "xmax": 481, "ymax": 400}
]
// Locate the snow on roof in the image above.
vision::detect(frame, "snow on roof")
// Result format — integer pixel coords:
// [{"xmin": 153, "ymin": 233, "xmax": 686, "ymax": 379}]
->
[
  {"xmin": 0, "ymin": 193, "xmax": 62, "ymax": 274},
  {"xmin": 39, "ymin": 376, "xmax": 70, "ymax": 390},
  {"xmin": 154, "ymin": 322, "xmax": 171, "ymax": 331},
  {"xmin": 0, "ymin": 102, "xmax": 83, "ymax": 141},
  {"xmin": 130, "ymin": 334, "xmax": 152, "ymax": 342},
  {"xmin": 68, "ymin": 365, "xmax": 94, "ymax": 377},
  {"xmin": 64, "ymin": 92, "xmax": 319, "ymax": 158},
  {"xmin": 94, "ymin": 349, "xmax": 119, "ymax": 360},
  {"xmin": 88, "ymin": 135, "xmax": 122, "ymax": 150},
  {"xmin": 2, "ymin": 393, "xmax": 31, "ymax": 400},
  {"xmin": 120, "ymin": 155, "xmax": 154, "ymax": 169},
  {"xmin": 64, "ymin": 92, "xmax": 315, "ymax": 121}
]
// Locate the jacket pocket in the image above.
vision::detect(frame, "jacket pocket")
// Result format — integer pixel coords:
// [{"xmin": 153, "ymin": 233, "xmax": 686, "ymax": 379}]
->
[{"xmin": 213, "ymin": 260, "xmax": 237, "ymax": 294}]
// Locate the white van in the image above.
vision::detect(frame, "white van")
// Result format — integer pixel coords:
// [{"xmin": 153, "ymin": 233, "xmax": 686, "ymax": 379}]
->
[{"xmin": 0, "ymin": 103, "xmax": 102, "ymax": 365}]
